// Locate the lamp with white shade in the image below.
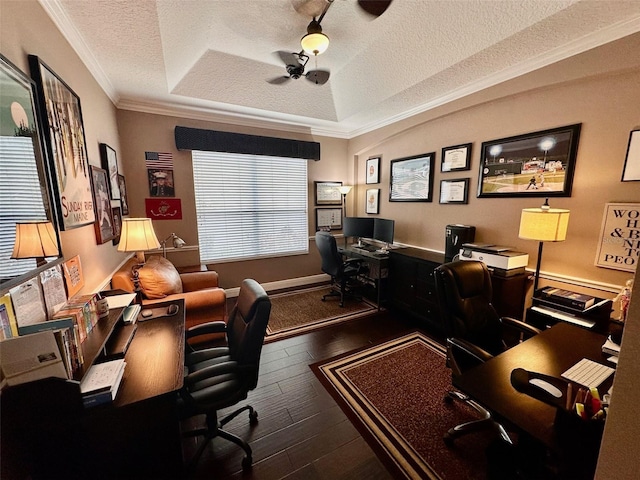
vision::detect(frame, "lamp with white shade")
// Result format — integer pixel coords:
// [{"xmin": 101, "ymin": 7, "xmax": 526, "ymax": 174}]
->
[
  {"xmin": 337, "ymin": 185, "xmax": 352, "ymax": 218},
  {"xmin": 518, "ymin": 199, "xmax": 570, "ymax": 294},
  {"xmin": 11, "ymin": 221, "xmax": 60, "ymax": 267},
  {"xmin": 117, "ymin": 218, "xmax": 161, "ymax": 300}
]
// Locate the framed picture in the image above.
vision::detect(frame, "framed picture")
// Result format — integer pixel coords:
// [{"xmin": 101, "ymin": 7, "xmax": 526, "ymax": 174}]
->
[
  {"xmin": 439, "ymin": 178, "xmax": 470, "ymax": 204},
  {"xmin": 90, "ymin": 166, "xmax": 115, "ymax": 244},
  {"xmin": 148, "ymin": 168, "xmax": 175, "ymax": 197},
  {"xmin": 477, "ymin": 123, "xmax": 581, "ymax": 198},
  {"xmin": 366, "ymin": 156, "xmax": 380, "ymax": 184},
  {"xmin": 118, "ymin": 174, "xmax": 129, "ymax": 215},
  {"xmin": 314, "ymin": 181, "xmax": 342, "ymax": 206},
  {"xmin": 28, "ymin": 55, "xmax": 96, "ymax": 230},
  {"xmin": 365, "ymin": 189, "xmax": 380, "ymax": 214},
  {"xmin": 389, "ymin": 153, "xmax": 435, "ymax": 202},
  {"xmin": 111, "ymin": 206, "xmax": 123, "ymax": 246},
  {"xmin": 441, "ymin": 143, "xmax": 472, "ymax": 172},
  {"xmin": 595, "ymin": 203, "xmax": 640, "ymax": 273},
  {"xmin": 100, "ymin": 143, "xmax": 120, "ymax": 199},
  {"xmin": 621, "ymin": 129, "xmax": 640, "ymax": 181},
  {"xmin": 315, "ymin": 208, "xmax": 342, "ymax": 230}
]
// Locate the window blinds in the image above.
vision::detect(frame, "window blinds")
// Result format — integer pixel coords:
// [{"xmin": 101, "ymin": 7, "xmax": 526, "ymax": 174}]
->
[{"xmin": 192, "ymin": 151, "xmax": 308, "ymax": 263}]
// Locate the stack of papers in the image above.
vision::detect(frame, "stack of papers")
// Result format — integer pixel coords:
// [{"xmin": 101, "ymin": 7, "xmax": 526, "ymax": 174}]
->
[
  {"xmin": 79, "ymin": 359, "xmax": 126, "ymax": 408},
  {"xmin": 602, "ymin": 336, "xmax": 621, "ymax": 363},
  {"xmin": 122, "ymin": 304, "xmax": 141, "ymax": 324}
]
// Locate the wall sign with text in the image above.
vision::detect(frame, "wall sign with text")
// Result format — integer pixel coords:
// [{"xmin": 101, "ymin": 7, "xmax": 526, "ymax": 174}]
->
[{"xmin": 595, "ymin": 202, "xmax": 640, "ymax": 273}]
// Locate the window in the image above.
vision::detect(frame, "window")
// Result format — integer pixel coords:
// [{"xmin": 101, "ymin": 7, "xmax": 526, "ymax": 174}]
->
[
  {"xmin": 0, "ymin": 137, "xmax": 48, "ymax": 278},
  {"xmin": 192, "ymin": 151, "xmax": 308, "ymax": 263}
]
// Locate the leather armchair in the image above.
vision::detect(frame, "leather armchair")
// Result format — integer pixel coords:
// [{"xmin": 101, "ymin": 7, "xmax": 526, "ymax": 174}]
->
[
  {"xmin": 434, "ymin": 260, "xmax": 541, "ymax": 446},
  {"xmin": 112, "ymin": 256, "xmax": 226, "ymax": 342}
]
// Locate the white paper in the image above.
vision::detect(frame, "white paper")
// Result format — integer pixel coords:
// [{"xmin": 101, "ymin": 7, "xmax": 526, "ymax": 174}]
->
[
  {"xmin": 106, "ymin": 293, "xmax": 137, "ymax": 309},
  {"xmin": 9, "ymin": 280, "xmax": 47, "ymax": 326},
  {"xmin": 40, "ymin": 265, "xmax": 68, "ymax": 317}
]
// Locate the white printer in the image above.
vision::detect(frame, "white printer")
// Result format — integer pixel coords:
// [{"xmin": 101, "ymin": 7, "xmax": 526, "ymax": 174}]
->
[{"xmin": 459, "ymin": 243, "xmax": 529, "ymax": 276}]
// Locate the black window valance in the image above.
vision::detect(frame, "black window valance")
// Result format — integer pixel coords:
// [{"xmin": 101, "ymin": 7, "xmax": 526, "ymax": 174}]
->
[{"xmin": 174, "ymin": 126, "xmax": 320, "ymax": 161}]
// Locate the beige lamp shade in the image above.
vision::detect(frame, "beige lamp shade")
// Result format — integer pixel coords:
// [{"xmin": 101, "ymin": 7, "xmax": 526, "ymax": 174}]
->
[
  {"xmin": 11, "ymin": 221, "xmax": 59, "ymax": 263},
  {"xmin": 337, "ymin": 185, "xmax": 353, "ymax": 195},
  {"xmin": 117, "ymin": 218, "xmax": 160, "ymax": 263},
  {"xmin": 519, "ymin": 208, "xmax": 570, "ymax": 242}
]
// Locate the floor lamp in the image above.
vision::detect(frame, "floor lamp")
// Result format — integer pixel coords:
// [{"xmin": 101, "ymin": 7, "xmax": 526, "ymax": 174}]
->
[
  {"xmin": 518, "ymin": 199, "xmax": 570, "ymax": 295},
  {"xmin": 337, "ymin": 185, "xmax": 352, "ymax": 218}
]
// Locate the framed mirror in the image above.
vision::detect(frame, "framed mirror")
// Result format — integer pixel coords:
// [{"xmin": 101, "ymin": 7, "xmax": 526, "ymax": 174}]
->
[{"xmin": 0, "ymin": 54, "xmax": 61, "ymax": 292}]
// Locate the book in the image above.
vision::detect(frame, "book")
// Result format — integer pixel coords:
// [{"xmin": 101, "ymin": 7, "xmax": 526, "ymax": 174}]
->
[
  {"xmin": 602, "ymin": 336, "xmax": 621, "ymax": 357},
  {"xmin": 539, "ymin": 287, "xmax": 595, "ymax": 311},
  {"xmin": 81, "ymin": 364, "xmax": 126, "ymax": 408},
  {"xmin": 80, "ymin": 358, "xmax": 126, "ymax": 395},
  {"xmin": 0, "ymin": 293, "xmax": 18, "ymax": 338},
  {"xmin": 17, "ymin": 317, "xmax": 73, "ymax": 336},
  {"xmin": 122, "ymin": 304, "xmax": 141, "ymax": 324}
]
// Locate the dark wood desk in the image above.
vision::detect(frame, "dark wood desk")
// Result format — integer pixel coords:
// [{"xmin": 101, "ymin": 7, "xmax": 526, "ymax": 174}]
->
[
  {"xmin": 453, "ymin": 322, "xmax": 612, "ymax": 477},
  {"xmin": 339, "ymin": 245, "xmax": 389, "ymax": 308}
]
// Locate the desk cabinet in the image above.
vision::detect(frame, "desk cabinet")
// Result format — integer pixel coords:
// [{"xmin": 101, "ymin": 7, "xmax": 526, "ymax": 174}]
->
[{"xmin": 388, "ymin": 248, "xmax": 529, "ymax": 333}]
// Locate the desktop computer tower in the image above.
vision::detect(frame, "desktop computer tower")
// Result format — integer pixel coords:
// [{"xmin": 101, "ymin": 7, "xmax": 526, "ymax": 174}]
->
[{"xmin": 445, "ymin": 224, "xmax": 476, "ymax": 262}]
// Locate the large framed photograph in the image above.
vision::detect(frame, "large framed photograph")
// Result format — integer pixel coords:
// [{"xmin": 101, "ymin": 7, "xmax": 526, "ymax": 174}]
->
[
  {"xmin": 100, "ymin": 143, "xmax": 120, "ymax": 199},
  {"xmin": 389, "ymin": 153, "xmax": 435, "ymax": 202},
  {"xmin": 29, "ymin": 55, "xmax": 96, "ymax": 230},
  {"xmin": 477, "ymin": 124, "xmax": 581, "ymax": 198},
  {"xmin": 365, "ymin": 189, "xmax": 380, "ymax": 214},
  {"xmin": 366, "ymin": 156, "xmax": 380, "ymax": 184},
  {"xmin": 314, "ymin": 181, "xmax": 342, "ymax": 206},
  {"xmin": 90, "ymin": 166, "xmax": 115, "ymax": 244},
  {"xmin": 441, "ymin": 143, "xmax": 472, "ymax": 172},
  {"xmin": 439, "ymin": 178, "xmax": 470, "ymax": 204},
  {"xmin": 315, "ymin": 208, "xmax": 342, "ymax": 231},
  {"xmin": 621, "ymin": 129, "xmax": 640, "ymax": 181}
]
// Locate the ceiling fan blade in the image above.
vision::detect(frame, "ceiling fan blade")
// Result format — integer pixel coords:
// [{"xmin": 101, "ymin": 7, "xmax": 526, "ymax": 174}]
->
[
  {"xmin": 305, "ymin": 69, "xmax": 330, "ymax": 85},
  {"xmin": 275, "ymin": 50, "xmax": 302, "ymax": 67},
  {"xmin": 357, "ymin": 0, "xmax": 392, "ymax": 17},
  {"xmin": 267, "ymin": 76, "xmax": 292, "ymax": 85}
]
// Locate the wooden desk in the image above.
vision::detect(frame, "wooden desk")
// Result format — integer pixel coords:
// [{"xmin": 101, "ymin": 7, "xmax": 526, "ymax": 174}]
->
[
  {"xmin": 453, "ymin": 322, "xmax": 612, "ymax": 477},
  {"xmin": 339, "ymin": 245, "xmax": 389, "ymax": 308}
]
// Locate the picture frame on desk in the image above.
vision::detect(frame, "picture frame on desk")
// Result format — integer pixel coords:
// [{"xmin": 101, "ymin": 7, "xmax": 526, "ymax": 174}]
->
[
  {"xmin": 477, "ymin": 123, "xmax": 581, "ymax": 198},
  {"xmin": 314, "ymin": 181, "xmax": 343, "ymax": 206},
  {"xmin": 389, "ymin": 152, "xmax": 435, "ymax": 202}
]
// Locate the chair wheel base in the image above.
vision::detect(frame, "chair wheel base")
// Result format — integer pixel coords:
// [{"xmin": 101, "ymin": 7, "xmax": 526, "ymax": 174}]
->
[
  {"xmin": 249, "ymin": 410, "xmax": 258, "ymax": 425},
  {"xmin": 443, "ymin": 430, "xmax": 456, "ymax": 447},
  {"xmin": 242, "ymin": 456, "xmax": 253, "ymax": 470}
]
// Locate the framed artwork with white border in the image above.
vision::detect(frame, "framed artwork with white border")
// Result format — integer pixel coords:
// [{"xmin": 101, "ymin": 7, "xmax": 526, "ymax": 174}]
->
[
  {"xmin": 439, "ymin": 178, "xmax": 469, "ymax": 204},
  {"xmin": 315, "ymin": 208, "xmax": 342, "ymax": 230},
  {"xmin": 366, "ymin": 156, "xmax": 380, "ymax": 184},
  {"xmin": 366, "ymin": 189, "xmax": 380, "ymax": 214}
]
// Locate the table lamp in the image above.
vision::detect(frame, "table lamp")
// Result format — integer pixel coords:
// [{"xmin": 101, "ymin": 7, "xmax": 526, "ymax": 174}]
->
[
  {"xmin": 161, "ymin": 233, "xmax": 186, "ymax": 258},
  {"xmin": 117, "ymin": 218, "xmax": 160, "ymax": 299},
  {"xmin": 11, "ymin": 221, "xmax": 60, "ymax": 267},
  {"xmin": 337, "ymin": 185, "xmax": 352, "ymax": 218},
  {"xmin": 518, "ymin": 199, "xmax": 570, "ymax": 294}
]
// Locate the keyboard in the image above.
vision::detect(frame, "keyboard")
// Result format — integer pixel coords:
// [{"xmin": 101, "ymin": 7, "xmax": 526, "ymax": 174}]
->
[{"xmin": 561, "ymin": 358, "xmax": 614, "ymax": 388}]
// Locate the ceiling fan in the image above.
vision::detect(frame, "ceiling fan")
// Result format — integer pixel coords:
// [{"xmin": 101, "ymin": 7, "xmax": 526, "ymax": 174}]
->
[{"xmin": 267, "ymin": 51, "xmax": 330, "ymax": 85}]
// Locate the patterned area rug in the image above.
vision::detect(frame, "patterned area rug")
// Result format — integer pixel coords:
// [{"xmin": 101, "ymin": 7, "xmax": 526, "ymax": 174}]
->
[
  {"xmin": 265, "ymin": 285, "xmax": 377, "ymax": 342},
  {"xmin": 311, "ymin": 331, "xmax": 498, "ymax": 480}
]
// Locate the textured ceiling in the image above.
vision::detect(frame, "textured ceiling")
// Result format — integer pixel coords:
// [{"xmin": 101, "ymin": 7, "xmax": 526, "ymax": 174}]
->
[{"xmin": 43, "ymin": 0, "xmax": 640, "ymax": 137}]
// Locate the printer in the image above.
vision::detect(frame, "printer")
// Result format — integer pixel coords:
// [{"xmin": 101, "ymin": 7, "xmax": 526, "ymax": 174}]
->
[{"xmin": 459, "ymin": 243, "xmax": 529, "ymax": 277}]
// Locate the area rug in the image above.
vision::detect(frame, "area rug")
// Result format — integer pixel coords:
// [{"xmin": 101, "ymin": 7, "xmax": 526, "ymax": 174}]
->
[
  {"xmin": 311, "ymin": 331, "xmax": 497, "ymax": 480},
  {"xmin": 265, "ymin": 285, "xmax": 377, "ymax": 342}
]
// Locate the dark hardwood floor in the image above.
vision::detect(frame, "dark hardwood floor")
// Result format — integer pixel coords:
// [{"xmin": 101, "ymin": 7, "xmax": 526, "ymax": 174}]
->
[{"xmin": 182, "ymin": 308, "xmax": 439, "ymax": 480}]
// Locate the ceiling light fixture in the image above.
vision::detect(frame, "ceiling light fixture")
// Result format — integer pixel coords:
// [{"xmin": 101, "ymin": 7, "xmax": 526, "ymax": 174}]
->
[{"xmin": 301, "ymin": 18, "xmax": 329, "ymax": 56}]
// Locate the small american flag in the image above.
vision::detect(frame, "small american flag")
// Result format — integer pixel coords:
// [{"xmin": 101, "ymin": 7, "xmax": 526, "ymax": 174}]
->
[{"xmin": 145, "ymin": 151, "xmax": 174, "ymax": 170}]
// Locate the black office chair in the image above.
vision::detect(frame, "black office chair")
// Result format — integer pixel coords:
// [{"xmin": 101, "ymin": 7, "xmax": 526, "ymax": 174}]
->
[
  {"xmin": 315, "ymin": 230, "xmax": 365, "ymax": 307},
  {"xmin": 178, "ymin": 278, "xmax": 271, "ymax": 471},
  {"xmin": 434, "ymin": 260, "xmax": 540, "ymax": 446}
]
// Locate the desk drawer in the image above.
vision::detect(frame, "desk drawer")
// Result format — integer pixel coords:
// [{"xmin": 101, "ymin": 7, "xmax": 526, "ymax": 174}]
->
[{"xmin": 416, "ymin": 279, "xmax": 437, "ymax": 303}]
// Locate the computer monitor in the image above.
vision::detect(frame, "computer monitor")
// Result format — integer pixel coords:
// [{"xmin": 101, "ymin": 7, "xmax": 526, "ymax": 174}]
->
[
  {"xmin": 343, "ymin": 217, "xmax": 374, "ymax": 246},
  {"xmin": 373, "ymin": 218, "xmax": 394, "ymax": 248}
]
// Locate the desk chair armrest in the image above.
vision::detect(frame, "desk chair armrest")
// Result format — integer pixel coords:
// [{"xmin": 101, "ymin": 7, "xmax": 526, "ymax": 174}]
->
[
  {"xmin": 186, "ymin": 321, "xmax": 227, "ymax": 340},
  {"xmin": 500, "ymin": 316, "xmax": 541, "ymax": 339},
  {"xmin": 447, "ymin": 337, "xmax": 494, "ymax": 376}
]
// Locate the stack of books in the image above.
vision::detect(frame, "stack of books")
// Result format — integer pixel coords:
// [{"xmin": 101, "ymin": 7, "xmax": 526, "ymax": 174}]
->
[
  {"xmin": 79, "ymin": 358, "xmax": 126, "ymax": 408},
  {"xmin": 538, "ymin": 287, "xmax": 596, "ymax": 311}
]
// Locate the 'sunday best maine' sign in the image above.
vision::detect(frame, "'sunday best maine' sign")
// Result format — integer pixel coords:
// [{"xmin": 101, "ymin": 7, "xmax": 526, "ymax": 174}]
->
[{"xmin": 595, "ymin": 203, "xmax": 640, "ymax": 273}]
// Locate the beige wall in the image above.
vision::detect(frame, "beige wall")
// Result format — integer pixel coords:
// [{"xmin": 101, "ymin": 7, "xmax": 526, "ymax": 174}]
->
[
  {"xmin": 1, "ymin": 0, "xmax": 129, "ymax": 294},
  {"xmin": 116, "ymin": 109, "xmax": 348, "ymax": 287}
]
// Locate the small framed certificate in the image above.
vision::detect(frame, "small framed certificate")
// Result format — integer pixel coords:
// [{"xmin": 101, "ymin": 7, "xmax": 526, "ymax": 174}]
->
[
  {"xmin": 439, "ymin": 178, "xmax": 469, "ymax": 204},
  {"xmin": 315, "ymin": 208, "xmax": 343, "ymax": 230},
  {"xmin": 441, "ymin": 143, "xmax": 472, "ymax": 172},
  {"xmin": 314, "ymin": 181, "xmax": 342, "ymax": 205}
]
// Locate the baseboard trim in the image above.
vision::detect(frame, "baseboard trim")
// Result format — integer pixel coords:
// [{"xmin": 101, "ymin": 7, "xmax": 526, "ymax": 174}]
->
[{"xmin": 225, "ymin": 274, "xmax": 331, "ymax": 298}]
